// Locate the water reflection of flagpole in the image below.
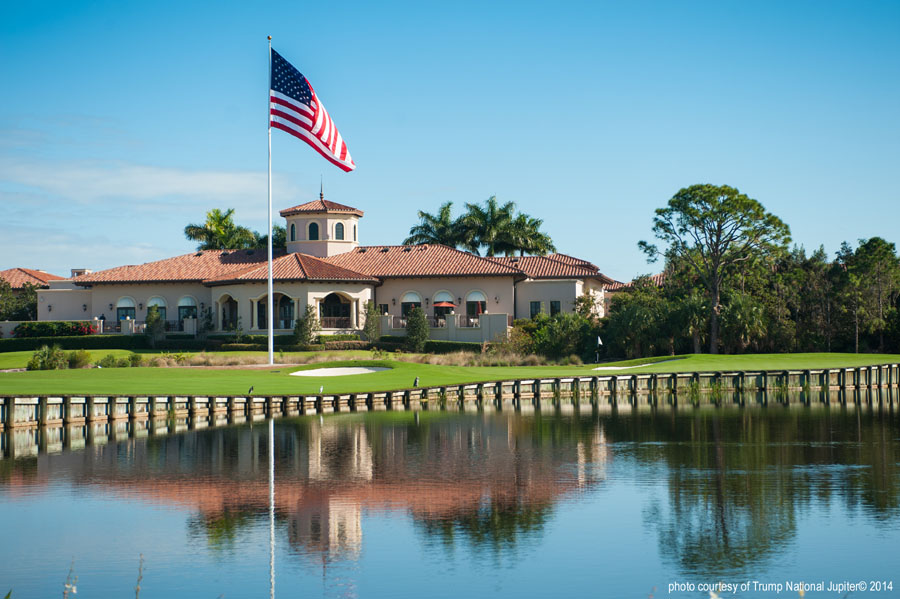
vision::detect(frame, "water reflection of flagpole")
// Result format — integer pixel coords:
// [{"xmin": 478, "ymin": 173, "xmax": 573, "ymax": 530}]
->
[{"xmin": 269, "ymin": 417, "xmax": 275, "ymax": 599}]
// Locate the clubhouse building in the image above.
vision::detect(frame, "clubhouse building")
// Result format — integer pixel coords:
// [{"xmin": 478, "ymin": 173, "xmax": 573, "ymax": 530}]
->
[{"xmin": 37, "ymin": 196, "xmax": 615, "ymax": 342}]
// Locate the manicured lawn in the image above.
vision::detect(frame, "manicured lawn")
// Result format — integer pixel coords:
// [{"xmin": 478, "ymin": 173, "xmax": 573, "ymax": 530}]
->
[
  {"xmin": 0, "ymin": 353, "xmax": 898, "ymax": 395},
  {"xmin": 0, "ymin": 360, "xmax": 592, "ymax": 395},
  {"xmin": 0, "ymin": 349, "xmax": 375, "ymax": 369},
  {"xmin": 0, "ymin": 349, "xmax": 136, "ymax": 370},
  {"xmin": 615, "ymin": 353, "xmax": 900, "ymax": 373}
]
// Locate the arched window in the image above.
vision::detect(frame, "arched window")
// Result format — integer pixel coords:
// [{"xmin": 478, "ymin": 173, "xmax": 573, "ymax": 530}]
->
[
  {"xmin": 309, "ymin": 222, "xmax": 319, "ymax": 241},
  {"xmin": 465, "ymin": 290, "xmax": 487, "ymax": 317},
  {"xmin": 401, "ymin": 291, "xmax": 422, "ymax": 317},
  {"xmin": 290, "ymin": 223, "xmax": 296, "ymax": 242},
  {"xmin": 177, "ymin": 296, "xmax": 197, "ymax": 321},
  {"xmin": 335, "ymin": 222, "xmax": 344, "ymax": 240},
  {"xmin": 116, "ymin": 297, "xmax": 136, "ymax": 321},
  {"xmin": 147, "ymin": 296, "xmax": 167, "ymax": 321}
]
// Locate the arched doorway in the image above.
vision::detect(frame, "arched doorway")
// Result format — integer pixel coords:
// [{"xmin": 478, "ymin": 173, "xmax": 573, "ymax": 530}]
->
[
  {"xmin": 219, "ymin": 295, "xmax": 238, "ymax": 331},
  {"xmin": 256, "ymin": 293, "xmax": 295, "ymax": 329},
  {"xmin": 320, "ymin": 293, "xmax": 351, "ymax": 329}
]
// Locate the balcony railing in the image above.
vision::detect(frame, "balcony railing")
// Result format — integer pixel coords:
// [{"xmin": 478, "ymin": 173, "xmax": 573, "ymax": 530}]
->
[
  {"xmin": 321, "ymin": 316, "xmax": 352, "ymax": 329},
  {"xmin": 457, "ymin": 315, "xmax": 480, "ymax": 328},
  {"xmin": 391, "ymin": 316, "xmax": 407, "ymax": 329}
]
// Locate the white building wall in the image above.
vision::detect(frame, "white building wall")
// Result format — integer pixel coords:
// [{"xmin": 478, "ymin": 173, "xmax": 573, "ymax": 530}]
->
[
  {"xmin": 374, "ymin": 277, "xmax": 516, "ymax": 319},
  {"xmin": 514, "ymin": 279, "xmax": 580, "ymax": 319}
]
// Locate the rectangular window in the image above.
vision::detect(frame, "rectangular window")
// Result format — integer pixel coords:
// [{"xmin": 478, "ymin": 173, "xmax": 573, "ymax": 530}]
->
[
  {"xmin": 117, "ymin": 307, "xmax": 135, "ymax": 321},
  {"xmin": 550, "ymin": 301, "xmax": 561, "ymax": 316},
  {"xmin": 530, "ymin": 301, "xmax": 541, "ymax": 318},
  {"xmin": 378, "ymin": 304, "xmax": 389, "ymax": 316}
]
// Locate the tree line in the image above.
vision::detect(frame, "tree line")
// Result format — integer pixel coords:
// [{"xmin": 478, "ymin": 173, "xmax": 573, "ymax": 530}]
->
[{"xmin": 605, "ymin": 184, "xmax": 900, "ymax": 357}]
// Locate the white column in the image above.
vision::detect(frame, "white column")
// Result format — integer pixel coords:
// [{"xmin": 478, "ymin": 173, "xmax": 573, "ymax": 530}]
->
[{"xmin": 250, "ymin": 299, "xmax": 257, "ymax": 330}]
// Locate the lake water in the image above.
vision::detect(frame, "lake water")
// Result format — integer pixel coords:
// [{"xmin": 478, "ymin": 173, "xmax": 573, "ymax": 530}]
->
[{"xmin": 2, "ymin": 402, "xmax": 899, "ymax": 598}]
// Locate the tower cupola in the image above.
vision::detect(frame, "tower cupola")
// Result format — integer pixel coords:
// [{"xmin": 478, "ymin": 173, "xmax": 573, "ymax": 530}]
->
[{"xmin": 279, "ymin": 191, "xmax": 363, "ymax": 258}]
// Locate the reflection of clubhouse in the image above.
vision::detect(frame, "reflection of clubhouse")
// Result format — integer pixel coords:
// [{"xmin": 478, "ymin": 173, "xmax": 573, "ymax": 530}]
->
[
  {"xmin": 4, "ymin": 419, "xmax": 608, "ymax": 563},
  {"xmin": 37, "ymin": 194, "xmax": 615, "ymax": 342}
]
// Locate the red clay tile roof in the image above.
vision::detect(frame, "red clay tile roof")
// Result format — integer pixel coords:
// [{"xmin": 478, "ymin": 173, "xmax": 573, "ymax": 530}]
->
[
  {"xmin": 205, "ymin": 253, "xmax": 377, "ymax": 286},
  {"xmin": 547, "ymin": 253, "xmax": 598, "ymax": 270},
  {"xmin": 279, "ymin": 198, "xmax": 364, "ymax": 217},
  {"xmin": 607, "ymin": 272, "xmax": 667, "ymax": 291},
  {"xmin": 324, "ymin": 245, "xmax": 524, "ymax": 278},
  {"xmin": 489, "ymin": 255, "xmax": 616, "ymax": 284},
  {"xmin": 0, "ymin": 268, "xmax": 65, "ymax": 289},
  {"xmin": 73, "ymin": 250, "xmax": 280, "ymax": 285}
]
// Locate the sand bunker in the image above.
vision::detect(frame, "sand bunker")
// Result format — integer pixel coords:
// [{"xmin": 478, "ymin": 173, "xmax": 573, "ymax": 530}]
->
[{"xmin": 290, "ymin": 366, "xmax": 390, "ymax": 377}]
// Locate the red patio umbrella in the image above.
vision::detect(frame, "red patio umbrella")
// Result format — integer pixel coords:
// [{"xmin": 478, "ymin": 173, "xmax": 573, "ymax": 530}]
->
[{"xmin": 432, "ymin": 301, "xmax": 456, "ymax": 307}]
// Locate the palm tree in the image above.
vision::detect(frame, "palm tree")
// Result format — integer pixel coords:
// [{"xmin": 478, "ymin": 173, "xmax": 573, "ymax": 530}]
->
[
  {"xmin": 503, "ymin": 213, "xmax": 556, "ymax": 256},
  {"xmin": 253, "ymin": 225, "xmax": 287, "ymax": 251},
  {"xmin": 184, "ymin": 208, "xmax": 256, "ymax": 250},
  {"xmin": 458, "ymin": 196, "xmax": 516, "ymax": 257},
  {"xmin": 403, "ymin": 202, "xmax": 459, "ymax": 247}
]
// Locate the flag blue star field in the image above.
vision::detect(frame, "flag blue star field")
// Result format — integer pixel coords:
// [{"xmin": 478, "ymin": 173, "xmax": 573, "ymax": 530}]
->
[{"xmin": 269, "ymin": 50, "xmax": 355, "ymax": 172}]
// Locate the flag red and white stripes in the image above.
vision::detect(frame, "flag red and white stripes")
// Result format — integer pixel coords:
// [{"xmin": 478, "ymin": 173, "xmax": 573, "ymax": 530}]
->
[{"xmin": 269, "ymin": 49, "xmax": 355, "ymax": 172}]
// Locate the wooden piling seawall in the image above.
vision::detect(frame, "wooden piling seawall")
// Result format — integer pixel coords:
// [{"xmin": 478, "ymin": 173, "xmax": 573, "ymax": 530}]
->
[{"xmin": 1, "ymin": 364, "xmax": 898, "ymax": 457}]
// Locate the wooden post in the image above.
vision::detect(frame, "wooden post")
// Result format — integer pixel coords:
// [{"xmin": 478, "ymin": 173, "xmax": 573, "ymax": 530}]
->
[{"xmin": 5, "ymin": 397, "xmax": 16, "ymax": 428}]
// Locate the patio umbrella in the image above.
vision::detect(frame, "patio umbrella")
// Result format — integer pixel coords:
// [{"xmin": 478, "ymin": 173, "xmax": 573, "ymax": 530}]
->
[{"xmin": 433, "ymin": 301, "xmax": 456, "ymax": 307}]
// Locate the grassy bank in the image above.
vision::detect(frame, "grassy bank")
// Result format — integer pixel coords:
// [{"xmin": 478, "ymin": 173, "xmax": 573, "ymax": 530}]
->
[{"xmin": 1, "ymin": 353, "xmax": 899, "ymax": 395}]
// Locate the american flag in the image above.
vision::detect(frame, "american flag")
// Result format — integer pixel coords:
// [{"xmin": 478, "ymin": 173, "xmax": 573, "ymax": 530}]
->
[{"xmin": 269, "ymin": 50, "xmax": 355, "ymax": 172}]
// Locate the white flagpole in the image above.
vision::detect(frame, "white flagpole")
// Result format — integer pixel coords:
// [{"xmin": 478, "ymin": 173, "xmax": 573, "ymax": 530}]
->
[{"xmin": 267, "ymin": 35, "xmax": 275, "ymax": 366}]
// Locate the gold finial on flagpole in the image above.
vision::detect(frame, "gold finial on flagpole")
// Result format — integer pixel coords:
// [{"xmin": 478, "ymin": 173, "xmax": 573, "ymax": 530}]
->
[{"xmin": 268, "ymin": 35, "xmax": 272, "ymax": 41}]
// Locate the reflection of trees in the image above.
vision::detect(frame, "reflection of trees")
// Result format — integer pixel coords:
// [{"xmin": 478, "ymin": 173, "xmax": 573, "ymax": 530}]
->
[
  {"xmin": 416, "ymin": 500, "xmax": 552, "ymax": 556},
  {"xmin": 626, "ymin": 406, "xmax": 900, "ymax": 576}
]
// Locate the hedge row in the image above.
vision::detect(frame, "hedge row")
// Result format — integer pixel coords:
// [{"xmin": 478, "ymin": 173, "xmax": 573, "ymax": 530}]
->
[
  {"xmin": 377, "ymin": 336, "xmax": 483, "ymax": 354},
  {"xmin": 220, "ymin": 343, "xmax": 327, "ymax": 352},
  {"xmin": 0, "ymin": 335, "xmax": 150, "ymax": 352},
  {"xmin": 322, "ymin": 340, "xmax": 369, "ymax": 350},
  {"xmin": 207, "ymin": 334, "xmax": 298, "ymax": 347},
  {"xmin": 13, "ymin": 321, "xmax": 94, "ymax": 338}
]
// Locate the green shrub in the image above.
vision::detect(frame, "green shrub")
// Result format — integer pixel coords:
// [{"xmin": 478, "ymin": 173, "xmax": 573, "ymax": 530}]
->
[
  {"xmin": 405, "ymin": 307, "xmax": 429, "ymax": 353},
  {"xmin": 318, "ymin": 334, "xmax": 360, "ymax": 343},
  {"xmin": 97, "ymin": 354, "xmax": 119, "ymax": 368},
  {"xmin": 208, "ymin": 334, "xmax": 297, "ymax": 346},
  {"xmin": 321, "ymin": 340, "xmax": 370, "ymax": 350},
  {"xmin": 221, "ymin": 343, "xmax": 267, "ymax": 351},
  {"xmin": 423, "ymin": 340, "xmax": 482, "ymax": 354},
  {"xmin": 67, "ymin": 349, "xmax": 92, "ymax": 369},
  {"xmin": 128, "ymin": 353, "xmax": 143, "ymax": 367},
  {"xmin": 363, "ymin": 301, "xmax": 380, "ymax": 341},
  {"xmin": 145, "ymin": 305, "xmax": 165, "ymax": 347},
  {"xmin": 13, "ymin": 321, "xmax": 94, "ymax": 338},
  {"xmin": 26, "ymin": 345, "xmax": 68, "ymax": 370},
  {"xmin": 293, "ymin": 304, "xmax": 320, "ymax": 345}
]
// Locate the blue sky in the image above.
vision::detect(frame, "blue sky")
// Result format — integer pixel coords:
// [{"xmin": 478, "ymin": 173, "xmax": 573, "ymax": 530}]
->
[{"xmin": 2, "ymin": 0, "xmax": 898, "ymax": 282}]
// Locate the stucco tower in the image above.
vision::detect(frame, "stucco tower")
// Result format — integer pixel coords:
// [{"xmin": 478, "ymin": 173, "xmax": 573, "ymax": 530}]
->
[{"xmin": 280, "ymin": 191, "xmax": 363, "ymax": 258}]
